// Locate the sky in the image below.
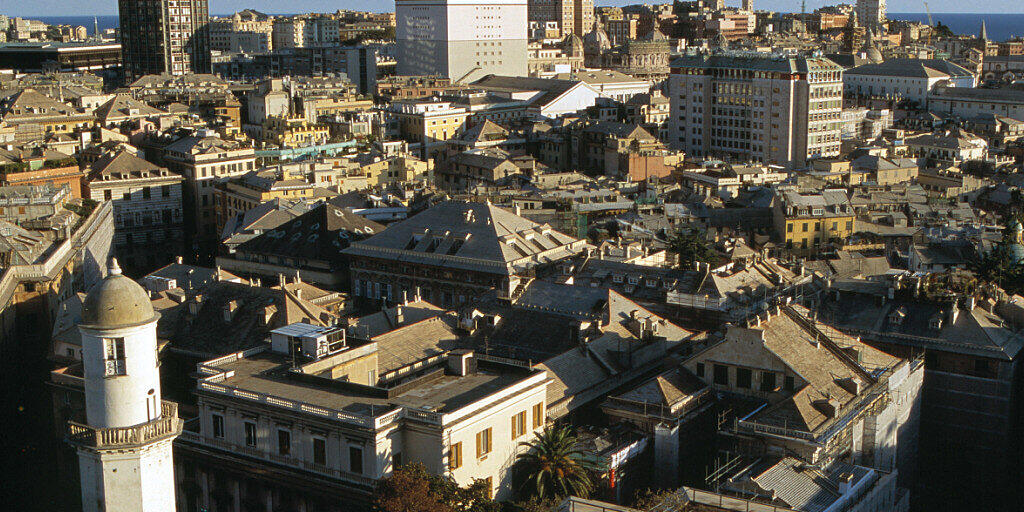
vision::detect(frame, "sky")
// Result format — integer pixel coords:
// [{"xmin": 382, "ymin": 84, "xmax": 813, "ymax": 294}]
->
[{"xmin": 6, "ymin": 0, "xmax": 1024, "ymax": 18}]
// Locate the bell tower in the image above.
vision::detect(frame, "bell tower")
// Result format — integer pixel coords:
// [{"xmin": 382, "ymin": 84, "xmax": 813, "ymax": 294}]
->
[{"xmin": 69, "ymin": 259, "xmax": 181, "ymax": 512}]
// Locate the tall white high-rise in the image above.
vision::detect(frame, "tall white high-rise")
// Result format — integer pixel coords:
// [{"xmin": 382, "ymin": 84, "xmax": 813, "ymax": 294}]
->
[
  {"xmin": 855, "ymin": 0, "xmax": 886, "ymax": 32},
  {"xmin": 397, "ymin": 0, "xmax": 528, "ymax": 82},
  {"xmin": 69, "ymin": 259, "xmax": 181, "ymax": 512}
]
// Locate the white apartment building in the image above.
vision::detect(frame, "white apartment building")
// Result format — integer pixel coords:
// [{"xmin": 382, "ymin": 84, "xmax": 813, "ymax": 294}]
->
[
  {"xmin": 178, "ymin": 322, "xmax": 549, "ymax": 510},
  {"xmin": 844, "ymin": 58, "xmax": 976, "ymax": 105},
  {"xmin": 397, "ymin": 0, "xmax": 529, "ymax": 82},
  {"xmin": 84, "ymin": 150, "xmax": 185, "ymax": 273},
  {"xmin": 669, "ymin": 53, "xmax": 844, "ymax": 168},
  {"xmin": 928, "ymin": 85, "xmax": 1024, "ymax": 122}
]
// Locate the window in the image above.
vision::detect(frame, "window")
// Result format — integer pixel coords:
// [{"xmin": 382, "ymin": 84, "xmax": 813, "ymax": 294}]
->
[
  {"xmin": 450, "ymin": 442, "xmax": 463, "ymax": 469},
  {"xmin": 532, "ymin": 403, "xmax": 544, "ymax": 428},
  {"xmin": 802, "ymin": 223, "xmax": 808, "ymax": 232},
  {"xmin": 787, "ymin": 223, "xmax": 793, "ymax": 233},
  {"xmin": 481, "ymin": 477, "xmax": 493, "ymax": 499},
  {"xmin": 277, "ymin": 429, "xmax": 291, "ymax": 456},
  {"xmin": 736, "ymin": 368, "xmax": 752, "ymax": 389},
  {"xmin": 212, "ymin": 414, "xmax": 224, "ymax": 438},
  {"xmin": 103, "ymin": 338, "xmax": 126, "ymax": 376},
  {"xmin": 143, "ymin": 187, "xmax": 151, "ymax": 199},
  {"xmin": 104, "ymin": 190, "xmax": 112, "ymax": 201},
  {"xmin": 162, "ymin": 185, "xmax": 170, "ymax": 197},
  {"xmin": 713, "ymin": 364, "xmax": 728, "ymax": 385},
  {"xmin": 696, "ymin": 362, "xmax": 705, "ymax": 377},
  {"xmin": 511, "ymin": 411, "xmax": 526, "ymax": 439},
  {"xmin": 761, "ymin": 371, "xmax": 777, "ymax": 392},
  {"xmin": 349, "ymin": 446, "xmax": 364, "ymax": 474},
  {"xmin": 784, "ymin": 375, "xmax": 796, "ymax": 392},
  {"xmin": 244, "ymin": 422, "xmax": 257, "ymax": 447},
  {"xmin": 476, "ymin": 428, "xmax": 492, "ymax": 458},
  {"xmin": 313, "ymin": 437, "xmax": 327, "ymax": 465}
]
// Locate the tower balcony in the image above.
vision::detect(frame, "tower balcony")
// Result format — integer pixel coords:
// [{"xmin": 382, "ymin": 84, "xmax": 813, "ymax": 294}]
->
[{"xmin": 67, "ymin": 400, "xmax": 183, "ymax": 451}]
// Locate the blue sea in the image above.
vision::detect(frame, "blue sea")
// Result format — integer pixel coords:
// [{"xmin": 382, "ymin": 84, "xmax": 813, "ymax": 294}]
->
[
  {"xmin": 29, "ymin": 12, "xmax": 1024, "ymax": 42},
  {"xmin": 31, "ymin": 15, "xmax": 119, "ymax": 32},
  {"xmin": 888, "ymin": 12, "xmax": 1024, "ymax": 42}
]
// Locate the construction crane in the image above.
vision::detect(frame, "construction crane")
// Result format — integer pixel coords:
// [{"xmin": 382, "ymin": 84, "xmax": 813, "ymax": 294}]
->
[{"xmin": 923, "ymin": 1, "xmax": 935, "ymax": 46}]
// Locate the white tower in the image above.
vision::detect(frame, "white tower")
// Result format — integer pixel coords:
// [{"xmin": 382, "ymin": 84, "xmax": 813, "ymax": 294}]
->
[{"xmin": 69, "ymin": 259, "xmax": 181, "ymax": 512}]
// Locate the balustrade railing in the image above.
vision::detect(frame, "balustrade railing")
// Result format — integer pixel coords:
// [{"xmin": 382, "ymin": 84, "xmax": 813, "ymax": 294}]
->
[{"xmin": 67, "ymin": 401, "xmax": 182, "ymax": 449}]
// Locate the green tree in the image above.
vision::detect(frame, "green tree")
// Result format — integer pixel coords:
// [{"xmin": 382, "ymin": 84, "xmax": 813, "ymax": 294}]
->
[
  {"xmin": 515, "ymin": 425, "xmax": 594, "ymax": 501},
  {"xmin": 374, "ymin": 463, "xmax": 499, "ymax": 512},
  {"xmin": 668, "ymin": 227, "xmax": 715, "ymax": 269},
  {"xmin": 968, "ymin": 217, "xmax": 1024, "ymax": 295}
]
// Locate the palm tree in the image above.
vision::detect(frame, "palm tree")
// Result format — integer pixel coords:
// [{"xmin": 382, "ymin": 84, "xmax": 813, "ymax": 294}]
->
[{"xmin": 515, "ymin": 425, "xmax": 594, "ymax": 500}]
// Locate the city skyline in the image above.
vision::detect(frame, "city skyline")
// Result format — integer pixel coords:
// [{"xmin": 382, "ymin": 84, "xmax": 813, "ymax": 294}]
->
[{"xmin": 6, "ymin": 0, "xmax": 1024, "ymax": 17}]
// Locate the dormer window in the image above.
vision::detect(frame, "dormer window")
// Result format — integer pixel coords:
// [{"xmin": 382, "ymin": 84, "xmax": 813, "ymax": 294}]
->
[{"xmin": 929, "ymin": 314, "xmax": 944, "ymax": 330}]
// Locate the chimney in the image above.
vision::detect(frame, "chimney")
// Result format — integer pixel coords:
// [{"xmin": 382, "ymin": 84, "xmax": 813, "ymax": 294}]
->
[
  {"xmin": 816, "ymin": 398, "xmax": 841, "ymax": 418},
  {"xmin": 837, "ymin": 377, "xmax": 862, "ymax": 395},
  {"xmin": 176, "ymin": 256, "xmax": 183, "ymax": 264},
  {"xmin": 395, "ymin": 305, "xmax": 404, "ymax": 325},
  {"xmin": 966, "ymin": 295, "xmax": 977, "ymax": 311},
  {"xmin": 402, "ymin": 290, "xmax": 409, "ymax": 305},
  {"xmin": 294, "ymin": 288, "xmax": 302, "ymax": 300},
  {"xmin": 838, "ymin": 473, "xmax": 855, "ymax": 495},
  {"xmin": 447, "ymin": 350, "xmax": 474, "ymax": 376}
]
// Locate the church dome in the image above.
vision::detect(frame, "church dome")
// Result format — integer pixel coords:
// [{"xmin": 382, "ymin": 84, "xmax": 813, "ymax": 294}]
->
[
  {"xmin": 584, "ymin": 26, "xmax": 612, "ymax": 51},
  {"xmin": 82, "ymin": 259, "xmax": 158, "ymax": 329},
  {"xmin": 865, "ymin": 46, "xmax": 884, "ymax": 64}
]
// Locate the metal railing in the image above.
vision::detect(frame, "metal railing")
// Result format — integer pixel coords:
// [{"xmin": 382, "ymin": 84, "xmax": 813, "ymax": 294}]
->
[{"xmin": 67, "ymin": 401, "xmax": 182, "ymax": 450}]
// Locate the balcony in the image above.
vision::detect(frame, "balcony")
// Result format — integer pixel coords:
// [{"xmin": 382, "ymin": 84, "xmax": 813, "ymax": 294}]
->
[{"xmin": 67, "ymin": 401, "xmax": 183, "ymax": 450}]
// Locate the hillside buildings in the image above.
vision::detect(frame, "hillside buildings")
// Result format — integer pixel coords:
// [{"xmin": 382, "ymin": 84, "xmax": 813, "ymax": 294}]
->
[{"xmin": 396, "ymin": 0, "xmax": 528, "ymax": 82}]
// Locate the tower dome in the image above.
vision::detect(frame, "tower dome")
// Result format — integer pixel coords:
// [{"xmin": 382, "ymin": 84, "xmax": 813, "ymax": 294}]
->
[
  {"xmin": 1008, "ymin": 220, "xmax": 1024, "ymax": 264},
  {"xmin": 82, "ymin": 258, "xmax": 158, "ymax": 329}
]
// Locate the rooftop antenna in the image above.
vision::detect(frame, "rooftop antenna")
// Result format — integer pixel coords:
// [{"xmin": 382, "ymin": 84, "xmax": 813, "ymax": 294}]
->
[{"xmin": 93, "ymin": 16, "xmax": 99, "ymax": 37}]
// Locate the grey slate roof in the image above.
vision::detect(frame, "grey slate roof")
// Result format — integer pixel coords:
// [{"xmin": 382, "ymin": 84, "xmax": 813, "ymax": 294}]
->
[
  {"xmin": 236, "ymin": 203, "xmax": 385, "ymax": 268},
  {"xmin": 847, "ymin": 58, "xmax": 974, "ymax": 78},
  {"xmin": 343, "ymin": 201, "xmax": 584, "ymax": 275}
]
